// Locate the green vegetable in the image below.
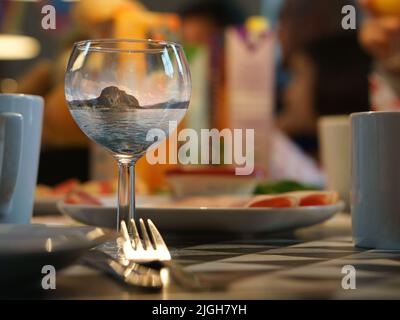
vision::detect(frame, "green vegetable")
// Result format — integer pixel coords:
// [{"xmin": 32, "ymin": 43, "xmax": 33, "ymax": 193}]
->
[{"xmin": 254, "ymin": 180, "xmax": 320, "ymax": 195}]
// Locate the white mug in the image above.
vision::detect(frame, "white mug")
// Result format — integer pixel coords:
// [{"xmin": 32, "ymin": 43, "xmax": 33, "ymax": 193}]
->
[
  {"xmin": 351, "ymin": 111, "xmax": 400, "ymax": 249},
  {"xmin": 0, "ymin": 94, "xmax": 43, "ymax": 224},
  {"xmin": 318, "ymin": 115, "xmax": 351, "ymax": 211}
]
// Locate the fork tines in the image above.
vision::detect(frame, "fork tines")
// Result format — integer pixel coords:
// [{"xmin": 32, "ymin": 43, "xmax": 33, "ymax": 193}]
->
[{"xmin": 120, "ymin": 218, "xmax": 171, "ymax": 262}]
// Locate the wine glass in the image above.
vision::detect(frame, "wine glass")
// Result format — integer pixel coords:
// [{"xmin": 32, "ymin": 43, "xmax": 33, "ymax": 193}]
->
[{"xmin": 65, "ymin": 39, "xmax": 191, "ymax": 240}]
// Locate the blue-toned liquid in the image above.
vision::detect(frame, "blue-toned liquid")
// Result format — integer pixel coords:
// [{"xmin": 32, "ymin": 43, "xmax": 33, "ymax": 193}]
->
[{"xmin": 70, "ymin": 102, "xmax": 188, "ymax": 157}]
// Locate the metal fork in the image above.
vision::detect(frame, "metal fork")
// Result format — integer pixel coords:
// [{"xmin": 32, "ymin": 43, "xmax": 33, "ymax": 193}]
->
[{"xmin": 119, "ymin": 219, "xmax": 225, "ymax": 292}]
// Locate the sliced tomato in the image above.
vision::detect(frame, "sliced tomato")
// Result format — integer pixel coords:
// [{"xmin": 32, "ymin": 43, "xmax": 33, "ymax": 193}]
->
[
  {"xmin": 247, "ymin": 196, "xmax": 297, "ymax": 208},
  {"xmin": 299, "ymin": 193, "xmax": 338, "ymax": 206}
]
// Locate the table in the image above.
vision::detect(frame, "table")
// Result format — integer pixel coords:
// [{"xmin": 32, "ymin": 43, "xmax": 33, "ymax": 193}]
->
[{"xmin": 15, "ymin": 214, "xmax": 400, "ymax": 299}]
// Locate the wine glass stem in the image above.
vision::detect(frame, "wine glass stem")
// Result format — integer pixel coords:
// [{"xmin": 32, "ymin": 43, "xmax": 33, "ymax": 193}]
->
[{"xmin": 117, "ymin": 160, "xmax": 135, "ymax": 233}]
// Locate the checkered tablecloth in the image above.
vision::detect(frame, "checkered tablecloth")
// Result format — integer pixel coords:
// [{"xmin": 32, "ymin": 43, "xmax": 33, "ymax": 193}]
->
[
  {"xmin": 170, "ymin": 236, "xmax": 400, "ymax": 299},
  {"xmin": 28, "ymin": 214, "xmax": 400, "ymax": 299}
]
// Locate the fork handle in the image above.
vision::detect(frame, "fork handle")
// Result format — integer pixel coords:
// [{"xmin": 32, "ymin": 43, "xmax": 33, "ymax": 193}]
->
[
  {"xmin": 81, "ymin": 250, "xmax": 162, "ymax": 290},
  {"xmin": 81, "ymin": 250, "xmax": 131, "ymax": 284},
  {"xmin": 160, "ymin": 261, "xmax": 225, "ymax": 292},
  {"xmin": 141, "ymin": 260, "xmax": 203, "ymax": 290}
]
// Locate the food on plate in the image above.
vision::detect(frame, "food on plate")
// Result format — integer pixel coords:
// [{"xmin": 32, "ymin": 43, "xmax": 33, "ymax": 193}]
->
[
  {"xmin": 35, "ymin": 177, "xmax": 149, "ymax": 200},
  {"xmin": 254, "ymin": 180, "xmax": 319, "ymax": 195},
  {"xmin": 246, "ymin": 195, "xmax": 298, "ymax": 208},
  {"xmin": 78, "ymin": 180, "xmax": 118, "ymax": 195},
  {"xmin": 35, "ymin": 184, "xmax": 55, "ymax": 198},
  {"xmin": 62, "ymin": 189, "xmax": 339, "ymax": 209},
  {"xmin": 246, "ymin": 191, "xmax": 339, "ymax": 208},
  {"xmin": 35, "ymin": 179, "xmax": 79, "ymax": 199},
  {"xmin": 52, "ymin": 179, "xmax": 80, "ymax": 195},
  {"xmin": 64, "ymin": 190, "xmax": 102, "ymax": 205},
  {"xmin": 163, "ymin": 196, "xmax": 249, "ymax": 208},
  {"xmin": 288, "ymin": 191, "xmax": 339, "ymax": 206}
]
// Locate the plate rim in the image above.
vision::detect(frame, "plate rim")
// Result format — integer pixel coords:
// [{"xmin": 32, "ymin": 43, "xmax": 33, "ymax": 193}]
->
[{"xmin": 58, "ymin": 200, "xmax": 345, "ymax": 213}]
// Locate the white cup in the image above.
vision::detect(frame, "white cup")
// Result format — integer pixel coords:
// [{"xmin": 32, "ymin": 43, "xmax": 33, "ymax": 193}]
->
[
  {"xmin": 318, "ymin": 115, "xmax": 351, "ymax": 210},
  {"xmin": 0, "ymin": 94, "xmax": 43, "ymax": 224},
  {"xmin": 351, "ymin": 111, "xmax": 400, "ymax": 249}
]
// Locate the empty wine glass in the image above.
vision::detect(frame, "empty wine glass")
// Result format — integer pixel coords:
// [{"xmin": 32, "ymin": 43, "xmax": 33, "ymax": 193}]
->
[{"xmin": 65, "ymin": 39, "xmax": 191, "ymax": 239}]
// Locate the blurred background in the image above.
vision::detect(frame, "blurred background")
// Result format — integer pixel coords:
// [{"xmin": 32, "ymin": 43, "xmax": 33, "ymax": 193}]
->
[{"xmin": 1, "ymin": 0, "xmax": 399, "ymax": 199}]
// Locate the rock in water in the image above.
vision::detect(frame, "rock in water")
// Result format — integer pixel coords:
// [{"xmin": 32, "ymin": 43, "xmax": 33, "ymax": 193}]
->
[
  {"xmin": 96, "ymin": 86, "xmax": 140, "ymax": 109},
  {"xmin": 68, "ymin": 86, "xmax": 140, "ymax": 110}
]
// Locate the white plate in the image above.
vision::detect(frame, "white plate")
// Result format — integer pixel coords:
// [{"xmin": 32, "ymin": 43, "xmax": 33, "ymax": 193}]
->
[
  {"xmin": 58, "ymin": 201, "xmax": 344, "ymax": 234},
  {"xmin": 0, "ymin": 224, "xmax": 113, "ymax": 285}
]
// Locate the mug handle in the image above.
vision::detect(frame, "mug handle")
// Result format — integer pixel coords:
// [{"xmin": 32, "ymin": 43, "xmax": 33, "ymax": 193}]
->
[{"xmin": 0, "ymin": 113, "xmax": 23, "ymax": 218}]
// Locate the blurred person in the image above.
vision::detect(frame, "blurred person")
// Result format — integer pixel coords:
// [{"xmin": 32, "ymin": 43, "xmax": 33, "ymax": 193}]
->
[
  {"xmin": 277, "ymin": 33, "xmax": 371, "ymax": 155},
  {"xmin": 278, "ymin": 0, "xmax": 358, "ymax": 62},
  {"xmin": 359, "ymin": 0, "xmax": 400, "ymax": 110},
  {"xmin": 276, "ymin": 0, "xmax": 370, "ymax": 155},
  {"xmin": 276, "ymin": 0, "xmax": 356, "ymax": 119}
]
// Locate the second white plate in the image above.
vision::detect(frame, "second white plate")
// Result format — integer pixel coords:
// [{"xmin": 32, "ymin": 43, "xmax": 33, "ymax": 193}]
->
[{"xmin": 58, "ymin": 201, "xmax": 344, "ymax": 234}]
